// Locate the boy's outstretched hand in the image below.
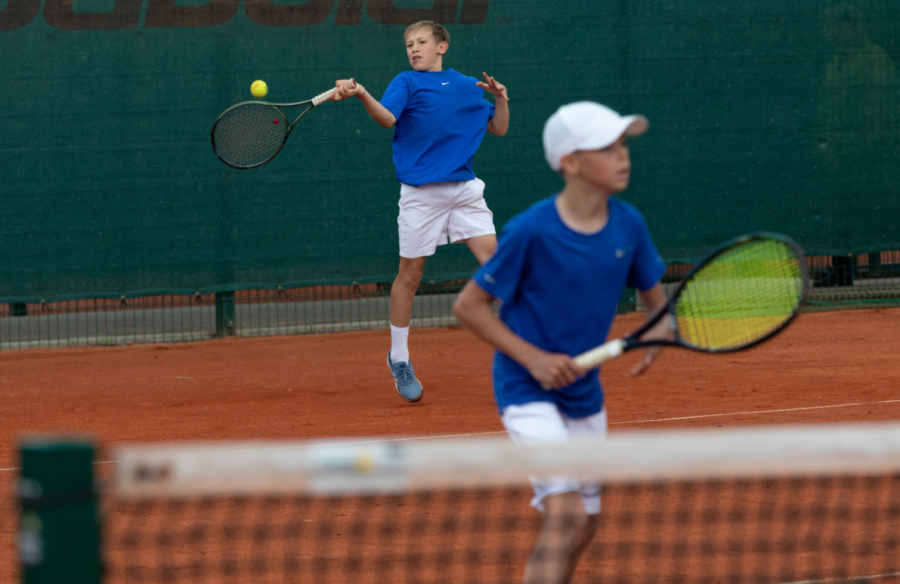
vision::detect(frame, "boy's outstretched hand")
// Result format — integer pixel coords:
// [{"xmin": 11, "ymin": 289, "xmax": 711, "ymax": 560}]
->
[
  {"xmin": 477, "ymin": 72, "xmax": 509, "ymax": 101},
  {"xmin": 529, "ymin": 351, "xmax": 585, "ymax": 391},
  {"xmin": 333, "ymin": 78, "xmax": 365, "ymax": 102},
  {"xmin": 627, "ymin": 315, "xmax": 673, "ymax": 377},
  {"xmin": 627, "ymin": 283, "xmax": 672, "ymax": 377}
]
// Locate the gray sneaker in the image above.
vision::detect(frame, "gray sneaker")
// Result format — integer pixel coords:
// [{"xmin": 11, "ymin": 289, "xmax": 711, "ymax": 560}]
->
[{"xmin": 387, "ymin": 352, "xmax": 424, "ymax": 403}]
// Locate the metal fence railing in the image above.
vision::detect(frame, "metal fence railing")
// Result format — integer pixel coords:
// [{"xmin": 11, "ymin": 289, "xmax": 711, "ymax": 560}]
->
[{"xmin": 2, "ymin": 252, "xmax": 898, "ymax": 350}]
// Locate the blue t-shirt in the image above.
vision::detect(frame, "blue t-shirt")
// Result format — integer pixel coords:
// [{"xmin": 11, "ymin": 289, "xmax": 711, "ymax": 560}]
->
[
  {"xmin": 380, "ymin": 69, "xmax": 496, "ymax": 187},
  {"xmin": 473, "ymin": 196, "xmax": 666, "ymax": 419}
]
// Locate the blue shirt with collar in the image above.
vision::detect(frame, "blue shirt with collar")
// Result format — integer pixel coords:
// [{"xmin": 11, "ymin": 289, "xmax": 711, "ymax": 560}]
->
[{"xmin": 380, "ymin": 68, "xmax": 496, "ymax": 187}]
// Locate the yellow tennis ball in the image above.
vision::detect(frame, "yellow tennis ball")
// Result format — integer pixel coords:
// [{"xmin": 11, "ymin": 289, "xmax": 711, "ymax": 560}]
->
[{"xmin": 251, "ymin": 80, "xmax": 268, "ymax": 99}]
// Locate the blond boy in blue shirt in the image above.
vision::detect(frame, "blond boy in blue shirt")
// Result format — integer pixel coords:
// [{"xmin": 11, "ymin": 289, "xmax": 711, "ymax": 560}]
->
[{"xmin": 334, "ymin": 21, "xmax": 509, "ymax": 403}]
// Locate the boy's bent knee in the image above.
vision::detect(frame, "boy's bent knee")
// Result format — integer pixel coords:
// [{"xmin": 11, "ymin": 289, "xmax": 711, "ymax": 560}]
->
[
  {"xmin": 526, "ymin": 494, "xmax": 591, "ymax": 584},
  {"xmin": 396, "ymin": 257, "xmax": 426, "ymax": 288}
]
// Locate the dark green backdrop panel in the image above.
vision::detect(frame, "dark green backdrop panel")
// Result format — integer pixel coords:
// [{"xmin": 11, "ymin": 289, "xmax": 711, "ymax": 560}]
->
[{"xmin": 0, "ymin": 0, "xmax": 897, "ymax": 298}]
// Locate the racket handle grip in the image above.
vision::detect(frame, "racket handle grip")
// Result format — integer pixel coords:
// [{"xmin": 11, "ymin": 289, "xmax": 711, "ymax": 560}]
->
[
  {"xmin": 312, "ymin": 88, "xmax": 337, "ymax": 106},
  {"xmin": 312, "ymin": 80, "xmax": 357, "ymax": 107},
  {"xmin": 574, "ymin": 339, "xmax": 625, "ymax": 369}
]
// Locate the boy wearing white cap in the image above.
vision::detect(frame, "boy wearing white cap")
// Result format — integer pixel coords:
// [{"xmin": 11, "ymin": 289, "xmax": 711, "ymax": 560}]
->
[{"xmin": 454, "ymin": 102, "xmax": 671, "ymax": 583}]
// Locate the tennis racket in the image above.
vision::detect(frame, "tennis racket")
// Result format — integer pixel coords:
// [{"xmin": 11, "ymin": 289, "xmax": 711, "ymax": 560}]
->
[
  {"xmin": 210, "ymin": 81, "xmax": 354, "ymax": 169},
  {"xmin": 574, "ymin": 232, "xmax": 810, "ymax": 369}
]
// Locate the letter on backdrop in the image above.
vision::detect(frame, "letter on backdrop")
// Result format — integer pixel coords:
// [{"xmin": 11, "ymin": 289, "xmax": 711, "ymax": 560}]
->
[
  {"xmin": 245, "ymin": 0, "xmax": 333, "ymax": 27},
  {"xmin": 145, "ymin": 0, "xmax": 240, "ymax": 28}
]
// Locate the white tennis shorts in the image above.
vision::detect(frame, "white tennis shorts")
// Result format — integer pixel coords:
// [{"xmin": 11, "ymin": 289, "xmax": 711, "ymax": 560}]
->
[
  {"xmin": 398, "ymin": 178, "xmax": 496, "ymax": 259},
  {"xmin": 502, "ymin": 401, "xmax": 608, "ymax": 515}
]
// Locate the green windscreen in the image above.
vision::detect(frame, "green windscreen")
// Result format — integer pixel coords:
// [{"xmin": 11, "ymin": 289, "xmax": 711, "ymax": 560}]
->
[
  {"xmin": 675, "ymin": 237, "xmax": 808, "ymax": 351},
  {"xmin": 0, "ymin": 1, "xmax": 898, "ymax": 301}
]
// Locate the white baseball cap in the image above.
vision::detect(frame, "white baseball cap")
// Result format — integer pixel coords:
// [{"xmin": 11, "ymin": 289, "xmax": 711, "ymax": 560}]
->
[{"xmin": 542, "ymin": 102, "xmax": 649, "ymax": 171}]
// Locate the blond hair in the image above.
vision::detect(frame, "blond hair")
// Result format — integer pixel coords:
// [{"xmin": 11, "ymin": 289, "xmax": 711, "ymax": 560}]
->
[{"xmin": 404, "ymin": 21, "xmax": 450, "ymax": 45}]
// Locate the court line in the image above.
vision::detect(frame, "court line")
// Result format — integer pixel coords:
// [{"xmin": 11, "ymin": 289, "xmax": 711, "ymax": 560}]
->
[
  {"xmin": 3, "ymin": 399, "xmax": 899, "ymax": 473},
  {"xmin": 783, "ymin": 571, "xmax": 900, "ymax": 583},
  {"xmin": 609, "ymin": 399, "xmax": 900, "ymax": 425}
]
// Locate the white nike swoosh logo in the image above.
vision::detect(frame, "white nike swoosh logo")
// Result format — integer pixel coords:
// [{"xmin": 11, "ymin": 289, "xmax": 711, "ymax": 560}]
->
[{"xmin": 442, "ymin": 82, "xmax": 450, "ymax": 85}]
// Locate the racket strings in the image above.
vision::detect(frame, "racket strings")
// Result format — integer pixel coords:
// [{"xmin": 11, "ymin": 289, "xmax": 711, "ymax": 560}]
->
[
  {"xmin": 674, "ymin": 239, "xmax": 806, "ymax": 351},
  {"xmin": 213, "ymin": 104, "xmax": 288, "ymax": 168}
]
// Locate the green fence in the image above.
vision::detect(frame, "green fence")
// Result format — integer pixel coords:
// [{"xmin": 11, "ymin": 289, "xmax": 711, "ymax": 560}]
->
[{"xmin": 1, "ymin": 0, "xmax": 899, "ymax": 348}]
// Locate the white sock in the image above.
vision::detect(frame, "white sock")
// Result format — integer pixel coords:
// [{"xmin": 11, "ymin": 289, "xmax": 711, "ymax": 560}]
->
[{"xmin": 390, "ymin": 325, "xmax": 410, "ymax": 364}]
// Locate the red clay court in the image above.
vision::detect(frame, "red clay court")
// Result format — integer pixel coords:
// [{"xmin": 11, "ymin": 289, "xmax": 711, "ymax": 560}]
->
[{"xmin": 2, "ymin": 307, "xmax": 899, "ymax": 582}]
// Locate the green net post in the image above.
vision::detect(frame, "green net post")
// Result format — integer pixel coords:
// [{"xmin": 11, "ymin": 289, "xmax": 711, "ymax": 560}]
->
[
  {"xmin": 18, "ymin": 439, "xmax": 100, "ymax": 584},
  {"xmin": 215, "ymin": 291, "xmax": 236, "ymax": 337}
]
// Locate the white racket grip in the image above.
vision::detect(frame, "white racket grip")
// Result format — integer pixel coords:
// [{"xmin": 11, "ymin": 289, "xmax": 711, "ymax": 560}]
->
[
  {"xmin": 574, "ymin": 339, "xmax": 625, "ymax": 369},
  {"xmin": 311, "ymin": 87, "xmax": 338, "ymax": 106},
  {"xmin": 311, "ymin": 80, "xmax": 356, "ymax": 107}
]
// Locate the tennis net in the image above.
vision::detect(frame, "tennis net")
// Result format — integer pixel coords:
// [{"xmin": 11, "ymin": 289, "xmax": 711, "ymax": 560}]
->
[{"xmin": 18, "ymin": 424, "xmax": 900, "ymax": 583}]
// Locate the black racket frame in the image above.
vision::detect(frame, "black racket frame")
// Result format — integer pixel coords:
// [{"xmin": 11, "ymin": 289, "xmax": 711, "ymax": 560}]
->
[
  {"xmin": 210, "ymin": 98, "xmax": 320, "ymax": 170},
  {"xmin": 622, "ymin": 231, "xmax": 811, "ymax": 355}
]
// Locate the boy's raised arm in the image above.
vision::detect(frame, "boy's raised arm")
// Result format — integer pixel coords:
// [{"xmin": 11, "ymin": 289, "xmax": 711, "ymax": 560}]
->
[
  {"xmin": 478, "ymin": 73, "xmax": 509, "ymax": 137},
  {"xmin": 333, "ymin": 79, "xmax": 396, "ymax": 129},
  {"xmin": 488, "ymin": 95, "xmax": 509, "ymax": 137}
]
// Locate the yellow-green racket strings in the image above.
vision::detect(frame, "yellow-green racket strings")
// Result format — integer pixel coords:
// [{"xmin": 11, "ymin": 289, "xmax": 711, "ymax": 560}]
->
[{"xmin": 674, "ymin": 238, "xmax": 806, "ymax": 351}]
